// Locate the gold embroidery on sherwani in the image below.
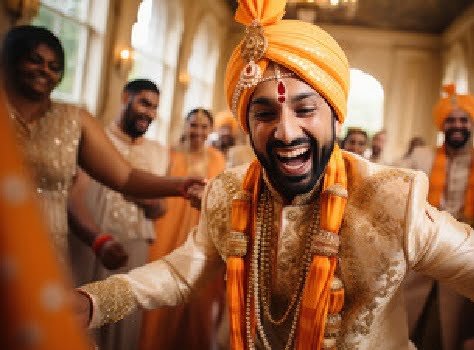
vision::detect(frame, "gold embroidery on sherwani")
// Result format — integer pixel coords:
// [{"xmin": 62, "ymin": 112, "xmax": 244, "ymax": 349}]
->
[
  {"xmin": 339, "ymin": 168, "xmax": 412, "ymax": 348},
  {"xmin": 80, "ymin": 277, "xmax": 135, "ymax": 327},
  {"xmin": 207, "ymin": 169, "xmax": 242, "ymax": 259},
  {"xmin": 82, "ymin": 156, "xmax": 474, "ymax": 349}
]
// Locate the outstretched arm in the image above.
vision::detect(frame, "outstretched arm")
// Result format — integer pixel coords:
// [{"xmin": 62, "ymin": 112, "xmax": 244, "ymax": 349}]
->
[
  {"xmin": 75, "ymin": 178, "xmax": 227, "ymax": 327},
  {"xmin": 77, "ymin": 111, "xmax": 204, "ymax": 198},
  {"xmin": 405, "ymin": 172, "xmax": 474, "ymax": 300}
]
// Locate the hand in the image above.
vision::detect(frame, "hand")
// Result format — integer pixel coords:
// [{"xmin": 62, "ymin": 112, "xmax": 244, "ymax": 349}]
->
[
  {"xmin": 73, "ymin": 291, "xmax": 92, "ymax": 328},
  {"xmin": 187, "ymin": 183, "xmax": 205, "ymax": 210},
  {"xmin": 97, "ymin": 239, "xmax": 129, "ymax": 270},
  {"xmin": 178, "ymin": 177, "xmax": 206, "ymax": 197}
]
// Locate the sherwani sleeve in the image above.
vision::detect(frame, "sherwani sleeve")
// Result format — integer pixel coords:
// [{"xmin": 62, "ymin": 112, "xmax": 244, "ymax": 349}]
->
[
  {"xmin": 404, "ymin": 171, "xmax": 474, "ymax": 300},
  {"xmin": 79, "ymin": 179, "xmax": 227, "ymax": 328}
]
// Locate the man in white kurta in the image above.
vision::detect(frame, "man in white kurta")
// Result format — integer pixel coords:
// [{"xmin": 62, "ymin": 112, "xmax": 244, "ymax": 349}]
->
[{"xmin": 69, "ymin": 79, "xmax": 168, "ymax": 350}]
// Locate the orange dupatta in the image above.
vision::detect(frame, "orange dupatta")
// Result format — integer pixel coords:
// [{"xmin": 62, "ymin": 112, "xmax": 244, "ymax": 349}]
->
[
  {"xmin": 227, "ymin": 144, "xmax": 348, "ymax": 350},
  {"xmin": 428, "ymin": 145, "xmax": 474, "ymax": 222}
]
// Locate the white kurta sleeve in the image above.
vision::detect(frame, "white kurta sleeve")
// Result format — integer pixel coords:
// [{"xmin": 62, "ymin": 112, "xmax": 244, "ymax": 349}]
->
[
  {"xmin": 79, "ymin": 179, "xmax": 227, "ymax": 328},
  {"xmin": 404, "ymin": 171, "xmax": 474, "ymax": 300}
]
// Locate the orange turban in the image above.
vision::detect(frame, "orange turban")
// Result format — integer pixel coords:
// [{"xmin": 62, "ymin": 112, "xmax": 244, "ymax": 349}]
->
[
  {"xmin": 215, "ymin": 110, "xmax": 239, "ymax": 135},
  {"xmin": 433, "ymin": 84, "xmax": 474, "ymax": 130},
  {"xmin": 225, "ymin": 0, "xmax": 350, "ymax": 133}
]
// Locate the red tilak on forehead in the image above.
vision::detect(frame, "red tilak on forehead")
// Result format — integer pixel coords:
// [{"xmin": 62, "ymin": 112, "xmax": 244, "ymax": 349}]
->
[
  {"xmin": 277, "ymin": 81, "xmax": 286, "ymax": 103},
  {"xmin": 275, "ymin": 63, "xmax": 287, "ymax": 104}
]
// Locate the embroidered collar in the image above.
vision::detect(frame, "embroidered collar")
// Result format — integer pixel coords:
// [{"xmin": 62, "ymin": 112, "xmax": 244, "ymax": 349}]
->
[{"xmin": 261, "ymin": 168, "xmax": 322, "ymax": 206}]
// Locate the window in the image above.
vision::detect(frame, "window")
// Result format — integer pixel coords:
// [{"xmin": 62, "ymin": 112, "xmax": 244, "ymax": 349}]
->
[
  {"xmin": 32, "ymin": 0, "xmax": 109, "ymax": 113},
  {"xmin": 443, "ymin": 43, "xmax": 469, "ymax": 94},
  {"xmin": 130, "ymin": 0, "xmax": 184, "ymax": 144},
  {"xmin": 182, "ymin": 15, "xmax": 220, "ymax": 115},
  {"xmin": 343, "ymin": 68, "xmax": 384, "ymax": 137}
]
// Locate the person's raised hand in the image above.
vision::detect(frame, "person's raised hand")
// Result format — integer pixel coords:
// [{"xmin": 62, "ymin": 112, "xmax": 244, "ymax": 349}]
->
[
  {"xmin": 178, "ymin": 176, "xmax": 206, "ymax": 198},
  {"xmin": 187, "ymin": 183, "xmax": 205, "ymax": 210},
  {"xmin": 97, "ymin": 239, "xmax": 128, "ymax": 270}
]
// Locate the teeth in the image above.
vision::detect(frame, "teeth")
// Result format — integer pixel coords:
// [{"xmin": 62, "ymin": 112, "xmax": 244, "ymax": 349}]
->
[
  {"xmin": 276, "ymin": 147, "xmax": 309, "ymax": 159},
  {"xmin": 284, "ymin": 163, "xmax": 302, "ymax": 170}
]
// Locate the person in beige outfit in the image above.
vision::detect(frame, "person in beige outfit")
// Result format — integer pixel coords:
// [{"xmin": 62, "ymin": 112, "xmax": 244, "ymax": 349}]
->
[
  {"xmin": 74, "ymin": 1, "xmax": 474, "ymax": 349},
  {"xmin": 403, "ymin": 84, "xmax": 474, "ymax": 350}
]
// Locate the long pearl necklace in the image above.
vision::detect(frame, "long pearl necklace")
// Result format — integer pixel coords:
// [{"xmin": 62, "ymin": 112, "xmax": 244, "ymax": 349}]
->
[{"xmin": 246, "ymin": 187, "xmax": 320, "ymax": 350}]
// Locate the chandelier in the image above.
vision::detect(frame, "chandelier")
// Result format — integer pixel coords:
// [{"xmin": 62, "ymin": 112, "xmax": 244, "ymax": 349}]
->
[
  {"xmin": 287, "ymin": 0, "xmax": 358, "ymax": 21},
  {"xmin": 287, "ymin": 0, "xmax": 357, "ymax": 8}
]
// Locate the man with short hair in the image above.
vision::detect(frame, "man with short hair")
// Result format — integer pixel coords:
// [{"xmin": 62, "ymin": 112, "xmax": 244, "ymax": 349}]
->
[
  {"xmin": 403, "ymin": 84, "xmax": 474, "ymax": 350},
  {"xmin": 75, "ymin": 1, "xmax": 474, "ymax": 349},
  {"xmin": 68, "ymin": 79, "xmax": 168, "ymax": 350}
]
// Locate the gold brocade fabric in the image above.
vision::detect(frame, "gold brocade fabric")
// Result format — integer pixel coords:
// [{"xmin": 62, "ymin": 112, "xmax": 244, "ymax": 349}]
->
[
  {"xmin": 82, "ymin": 154, "xmax": 474, "ymax": 350},
  {"xmin": 12, "ymin": 103, "xmax": 81, "ymax": 262}
]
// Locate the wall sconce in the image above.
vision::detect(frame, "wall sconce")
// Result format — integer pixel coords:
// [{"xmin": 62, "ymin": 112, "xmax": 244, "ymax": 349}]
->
[
  {"xmin": 178, "ymin": 71, "xmax": 190, "ymax": 86},
  {"xmin": 5, "ymin": 0, "xmax": 40, "ymax": 20},
  {"xmin": 115, "ymin": 47, "xmax": 134, "ymax": 75}
]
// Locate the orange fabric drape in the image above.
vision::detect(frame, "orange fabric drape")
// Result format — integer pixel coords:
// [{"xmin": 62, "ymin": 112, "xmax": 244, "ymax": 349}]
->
[
  {"xmin": 0, "ymin": 96, "xmax": 91, "ymax": 349},
  {"xmin": 139, "ymin": 147, "xmax": 226, "ymax": 350},
  {"xmin": 226, "ymin": 145, "xmax": 348, "ymax": 350},
  {"xmin": 296, "ymin": 145, "xmax": 347, "ymax": 349},
  {"xmin": 428, "ymin": 145, "xmax": 474, "ymax": 221}
]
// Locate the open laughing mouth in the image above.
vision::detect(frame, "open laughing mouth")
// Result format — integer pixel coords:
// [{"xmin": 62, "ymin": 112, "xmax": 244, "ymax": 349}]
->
[
  {"xmin": 274, "ymin": 145, "xmax": 312, "ymax": 177},
  {"xmin": 135, "ymin": 116, "xmax": 152, "ymax": 130}
]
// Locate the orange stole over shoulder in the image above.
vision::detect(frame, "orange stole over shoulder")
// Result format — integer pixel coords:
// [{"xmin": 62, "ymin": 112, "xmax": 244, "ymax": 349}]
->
[
  {"xmin": 428, "ymin": 145, "xmax": 474, "ymax": 221},
  {"xmin": 226, "ymin": 144, "xmax": 348, "ymax": 350}
]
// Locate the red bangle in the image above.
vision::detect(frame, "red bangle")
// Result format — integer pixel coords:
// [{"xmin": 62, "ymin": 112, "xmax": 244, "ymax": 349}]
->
[{"xmin": 92, "ymin": 234, "xmax": 113, "ymax": 254}]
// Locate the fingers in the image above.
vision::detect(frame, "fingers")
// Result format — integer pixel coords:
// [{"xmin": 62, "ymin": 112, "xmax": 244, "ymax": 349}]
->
[
  {"xmin": 186, "ymin": 184, "xmax": 204, "ymax": 210},
  {"xmin": 181, "ymin": 177, "xmax": 206, "ymax": 197},
  {"xmin": 190, "ymin": 177, "xmax": 207, "ymax": 186},
  {"xmin": 99, "ymin": 241, "xmax": 129, "ymax": 270}
]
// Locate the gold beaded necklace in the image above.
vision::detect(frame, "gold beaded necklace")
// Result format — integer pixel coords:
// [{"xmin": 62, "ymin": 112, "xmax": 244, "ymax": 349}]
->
[{"xmin": 246, "ymin": 186, "xmax": 321, "ymax": 349}]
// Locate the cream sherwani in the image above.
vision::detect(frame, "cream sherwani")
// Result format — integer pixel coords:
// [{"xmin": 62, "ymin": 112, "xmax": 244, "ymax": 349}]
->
[
  {"xmin": 81, "ymin": 153, "xmax": 474, "ymax": 350},
  {"xmin": 401, "ymin": 145, "xmax": 474, "ymax": 349}
]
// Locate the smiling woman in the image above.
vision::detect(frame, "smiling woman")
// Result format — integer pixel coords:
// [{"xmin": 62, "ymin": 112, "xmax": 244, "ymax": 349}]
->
[{"xmin": 1, "ymin": 25, "xmax": 204, "ymax": 268}]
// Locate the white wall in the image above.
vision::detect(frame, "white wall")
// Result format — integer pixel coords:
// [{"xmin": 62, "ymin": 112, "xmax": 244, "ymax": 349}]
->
[
  {"xmin": 442, "ymin": 3, "xmax": 474, "ymax": 95},
  {"xmin": 322, "ymin": 25, "xmax": 441, "ymax": 161}
]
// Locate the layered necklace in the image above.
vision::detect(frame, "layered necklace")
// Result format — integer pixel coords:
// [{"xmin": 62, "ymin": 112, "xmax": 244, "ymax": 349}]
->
[{"xmin": 246, "ymin": 186, "xmax": 321, "ymax": 350}]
